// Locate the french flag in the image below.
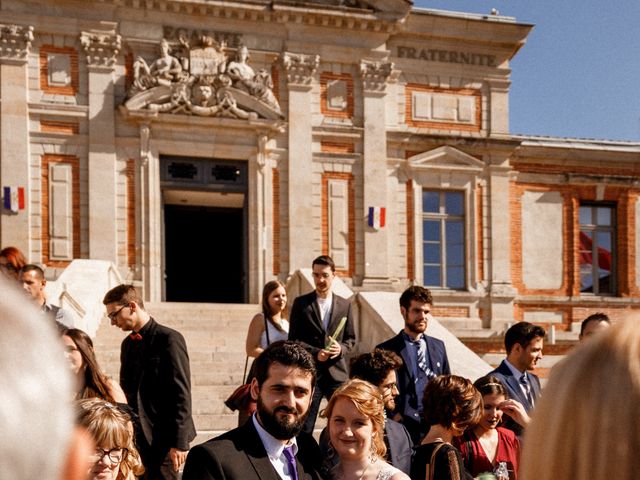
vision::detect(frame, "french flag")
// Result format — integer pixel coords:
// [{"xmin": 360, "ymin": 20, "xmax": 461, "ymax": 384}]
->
[
  {"xmin": 368, "ymin": 206, "xmax": 386, "ymax": 230},
  {"xmin": 3, "ymin": 186, "xmax": 25, "ymax": 213}
]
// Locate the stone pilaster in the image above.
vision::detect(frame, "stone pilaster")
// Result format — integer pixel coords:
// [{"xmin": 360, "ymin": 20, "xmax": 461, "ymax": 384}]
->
[
  {"xmin": 81, "ymin": 31, "xmax": 121, "ymax": 261},
  {"xmin": 487, "ymin": 159, "xmax": 517, "ymax": 329},
  {"xmin": 360, "ymin": 60, "xmax": 393, "ymax": 286},
  {"xmin": 282, "ymin": 52, "xmax": 319, "ymax": 272},
  {"xmin": 0, "ymin": 24, "xmax": 33, "ymax": 252}
]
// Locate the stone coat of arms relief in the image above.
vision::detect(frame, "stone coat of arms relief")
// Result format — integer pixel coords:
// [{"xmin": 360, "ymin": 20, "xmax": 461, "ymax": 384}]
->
[{"xmin": 123, "ymin": 36, "xmax": 283, "ymax": 120}]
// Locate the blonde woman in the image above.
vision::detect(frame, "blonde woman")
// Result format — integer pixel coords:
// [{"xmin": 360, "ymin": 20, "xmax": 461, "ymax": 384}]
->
[
  {"xmin": 520, "ymin": 321, "xmax": 640, "ymax": 480},
  {"xmin": 321, "ymin": 379, "xmax": 410, "ymax": 480},
  {"xmin": 77, "ymin": 398, "xmax": 144, "ymax": 480}
]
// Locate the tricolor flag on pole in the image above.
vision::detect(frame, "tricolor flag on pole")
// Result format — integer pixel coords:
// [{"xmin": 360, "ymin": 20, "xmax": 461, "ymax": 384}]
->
[
  {"xmin": 3, "ymin": 186, "xmax": 25, "ymax": 213},
  {"xmin": 368, "ymin": 206, "xmax": 386, "ymax": 230}
]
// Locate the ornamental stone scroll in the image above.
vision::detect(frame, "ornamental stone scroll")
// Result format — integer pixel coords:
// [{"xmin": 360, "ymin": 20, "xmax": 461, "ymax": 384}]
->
[
  {"xmin": 0, "ymin": 24, "xmax": 34, "ymax": 62},
  {"xmin": 282, "ymin": 52, "xmax": 320, "ymax": 86},
  {"xmin": 359, "ymin": 60, "xmax": 393, "ymax": 93},
  {"xmin": 80, "ymin": 31, "xmax": 122, "ymax": 68}
]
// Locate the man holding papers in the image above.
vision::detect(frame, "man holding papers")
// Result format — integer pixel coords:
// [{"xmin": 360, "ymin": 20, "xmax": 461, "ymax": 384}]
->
[{"xmin": 288, "ymin": 255, "xmax": 355, "ymax": 434}]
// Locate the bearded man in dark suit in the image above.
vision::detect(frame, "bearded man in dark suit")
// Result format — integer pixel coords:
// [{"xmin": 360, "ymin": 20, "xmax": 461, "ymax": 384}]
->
[
  {"xmin": 376, "ymin": 285, "xmax": 450, "ymax": 444},
  {"xmin": 182, "ymin": 341, "xmax": 322, "ymax": 480},
  {"xmin": 288, "ymin": 255, "xmax": 356, "ymax": 434},
  {"xmin": 104, "ymin": 284, "xmax": 196, "ymax": 479}
]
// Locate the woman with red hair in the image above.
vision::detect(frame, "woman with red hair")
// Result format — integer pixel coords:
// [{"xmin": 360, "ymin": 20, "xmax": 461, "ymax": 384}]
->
[{"xmin": 0, "ymin": 246, "xmax": 26, "ymax": 280}]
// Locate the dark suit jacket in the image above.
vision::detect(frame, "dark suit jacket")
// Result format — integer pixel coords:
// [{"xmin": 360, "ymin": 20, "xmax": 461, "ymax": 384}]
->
[
  {"xmin": 489, "ymin": 359, "xmax": 542, "ymax": 436},
  {"xmin": 120, "ymin": 318, "xmax": 196, "ymax": 455},
  {"xmin": 288, "ymin": 291, "xmax": 355, "ymax": 384},
  {"xmin": 318, "ymin": 419, "xmax": 413, "ymax": 475},
  {"xmin": 376, "ymin": 331, "xmax": 450, "ymax": 422},
  {"xmin": 182, "ymin": 418, "xmax": 323, "ymax": 480}
]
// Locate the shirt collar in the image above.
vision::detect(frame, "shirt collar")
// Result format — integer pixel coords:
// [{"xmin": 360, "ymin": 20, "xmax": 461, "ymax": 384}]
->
[
  {"xmin": 504, "ymin": 358, "xmax": 525, "ymax": 378},
  {"xmin": 401, "ymin": 330, "xmax": 425, "ymax": 344},
  {"xmin": 252, "ymin": 414, "xmax": 298, "ymax": 459}
]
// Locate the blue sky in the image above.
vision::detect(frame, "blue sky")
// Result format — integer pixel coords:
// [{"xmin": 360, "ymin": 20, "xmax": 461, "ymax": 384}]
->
[{"xmin": 412, "ymin": 1, "xmax": 640, "ymax": 141}]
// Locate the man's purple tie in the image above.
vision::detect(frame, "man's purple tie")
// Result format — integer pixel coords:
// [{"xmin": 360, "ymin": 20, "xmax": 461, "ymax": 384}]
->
[{"xmin": 283, "ymin": 445, "xmax": 299, "ymax": 480}]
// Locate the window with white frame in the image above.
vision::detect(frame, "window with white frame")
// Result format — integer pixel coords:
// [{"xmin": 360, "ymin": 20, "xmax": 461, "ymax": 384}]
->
[
  {"xmin": 422, "ymin": 190, "xmax": 465, "ymax": 289},
  {"xmin": 579, "ymin": 204, "xmax": 615, "ymax": 295}
]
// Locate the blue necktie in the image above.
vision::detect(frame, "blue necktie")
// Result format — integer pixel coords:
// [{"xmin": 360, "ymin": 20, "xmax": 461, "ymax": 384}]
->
[
  {"xmin": 283, "ymin": 445, "xmax": 299, "ymax": 480},
  {"xmin": 520, "ymin": 373, "xmax": 535, "ymax": 407}
]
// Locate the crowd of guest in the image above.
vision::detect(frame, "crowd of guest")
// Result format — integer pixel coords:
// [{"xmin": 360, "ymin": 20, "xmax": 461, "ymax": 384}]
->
[{"xmin": 0, "ymin": 247, "xmax": 633, "ymax": 480}]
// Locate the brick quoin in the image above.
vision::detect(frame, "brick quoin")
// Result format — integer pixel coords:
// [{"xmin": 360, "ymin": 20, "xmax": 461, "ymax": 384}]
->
[
  {"xmin": 406, "ymin": 179, "xmax": 415, "ymax": 281},
  {"xmin": 272, "ymin": 167, "xmax": 280, "ymax": 275},
  {"xmin": 126, "ymin": 159, "xmax": 136, "ymax": 268}
]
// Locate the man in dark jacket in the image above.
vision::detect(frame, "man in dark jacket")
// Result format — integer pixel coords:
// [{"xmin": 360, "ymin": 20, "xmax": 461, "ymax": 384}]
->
[
  {"xmin": 377, "ymin": 286, "xmax": 450, "ymax": 443},
  {"xmin": 183, "ymin": 341, "xmax": 322, "ymax": 480},
  {"xmin": 288, "ymin": 255, "xmax": 356, "ymax": 433},
  {"xmin": 104, "ymin": 284, "xmax": 196, "ymax": 479}
]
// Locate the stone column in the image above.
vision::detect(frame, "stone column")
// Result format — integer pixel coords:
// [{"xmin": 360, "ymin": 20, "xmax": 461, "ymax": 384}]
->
[
  {"xmin": 487, "ymin": 158, "xmax": 517, "ymax": 329},
  {"xmin": 0, "ymin": 24, "xmax": 33, "ymax": 252},
  {"xmin": 282, "ymin": 52, "xmax": 319, "ymax": 273},
  {"xmin": 136, "ymin": 121, "xmax": 163, "ymax": 302},
  {"xmin": 360, "ymin": 60, "xmax": 393, "ymax": 287},
  {"xmin": 80, "ymin": 30, "xmax": 121, "ymax": 261},
  {"xmin": 247, "ymin": 132, "xmax": 275, "ymax": 302}
]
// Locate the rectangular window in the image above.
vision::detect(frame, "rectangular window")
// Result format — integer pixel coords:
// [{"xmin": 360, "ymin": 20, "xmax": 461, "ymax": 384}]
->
[
  {"xmin": 422, "ymin": 190, "xmax": 465, "ymax": 289},
  {"xmin": 579, "ymin": 204, "xmax": 615, "ymax": 295}
]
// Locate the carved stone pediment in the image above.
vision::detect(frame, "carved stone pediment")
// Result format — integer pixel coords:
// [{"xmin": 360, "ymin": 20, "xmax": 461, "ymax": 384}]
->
[
  {"xmin": 407, "ymin": 146, "xmax": 485, "ymax": 173},
  {"xmin": 122, "ymin": 38, "xmax": 283, "ymax": 121}
]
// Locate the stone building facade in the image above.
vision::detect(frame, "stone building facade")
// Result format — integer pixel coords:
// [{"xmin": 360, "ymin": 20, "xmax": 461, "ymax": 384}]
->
[{"xmin": 1, "ymin": 0, "xmax": 639, "ymax": 331}]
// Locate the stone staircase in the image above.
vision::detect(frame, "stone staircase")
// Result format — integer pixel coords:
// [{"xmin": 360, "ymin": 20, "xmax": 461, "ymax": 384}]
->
[{"xmin": 93, "ymin": 302, "xmax": 259, "ymax": 445}]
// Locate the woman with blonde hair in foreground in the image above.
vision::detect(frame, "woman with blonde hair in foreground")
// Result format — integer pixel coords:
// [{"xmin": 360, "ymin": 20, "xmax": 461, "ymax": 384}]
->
[
  {"xmin": 77, "ymin": 398, "xmax": 144, "ymax": 480},
  {"xmin": 321, "ymin": 379, "xmax": 410, "ymax": 480},
  {"xmin": 520, "ymin": 321, "xmax": 640, "ymax": 480}
]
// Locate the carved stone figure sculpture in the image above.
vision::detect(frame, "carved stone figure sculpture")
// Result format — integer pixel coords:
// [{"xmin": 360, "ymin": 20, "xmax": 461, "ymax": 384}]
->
[
  {"xmin": 227, "ymin": 45, "xmax": 281, "ymax": 112},
  {"xmin": 123, "ymin": 38, "xmax": 283, "ymax": 121}
]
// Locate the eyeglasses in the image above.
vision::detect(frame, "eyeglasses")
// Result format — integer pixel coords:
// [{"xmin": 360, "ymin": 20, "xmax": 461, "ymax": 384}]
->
[
  {"xmin": 107, "ymin": 304, "xmax": 128, "ymax": 321},
  {"xmin": 90, "ymin": 448, "xmax": 128, "ymax": 465}
]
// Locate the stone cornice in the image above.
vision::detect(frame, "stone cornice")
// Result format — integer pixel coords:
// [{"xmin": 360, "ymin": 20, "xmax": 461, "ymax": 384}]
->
[
  {"xmin": 95, "ymin": 0, "xmax": 407, "ymax": 33},
  {"xmin": 0, "ymin": 24, "xmax": 34, "ymax": 62},
  {"xmin": 282, "ymin": 52, "xmax": 320, "ymax": 86},
  {"xmin": 80, "ymin": 31, "xmax": 122, "ymax": 68},
  {"xmin": 359, "ymin": 59, "xmax": 393, "ymax": 92}
]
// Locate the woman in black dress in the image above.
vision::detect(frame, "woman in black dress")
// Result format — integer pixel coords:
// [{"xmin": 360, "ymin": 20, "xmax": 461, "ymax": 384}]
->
[{"xmin": 410, "ymin": 375, "xmax": 482, "ymax": 480}]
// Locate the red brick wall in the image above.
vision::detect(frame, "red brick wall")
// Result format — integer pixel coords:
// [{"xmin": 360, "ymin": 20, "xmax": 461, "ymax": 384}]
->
[
  {"xmin": 405, "ymin": 84, "xmax": 481, "ymax": 132},
  {"xmin": 320, "ymin": 72, "xmax": 354, "ymax": 120},
  {"xmin": 39, "ymin": 46, "xmax": 78, "ymax": 96}
]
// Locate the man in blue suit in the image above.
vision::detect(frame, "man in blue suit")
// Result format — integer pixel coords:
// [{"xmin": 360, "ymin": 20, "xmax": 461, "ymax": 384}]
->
[
  {"xmin": 377, "ymin": 286, "xmax": 450, "ymax": 443},
  {"xmin": 490, "ymin": 321, "xmax": 545, "ymax": 437}
]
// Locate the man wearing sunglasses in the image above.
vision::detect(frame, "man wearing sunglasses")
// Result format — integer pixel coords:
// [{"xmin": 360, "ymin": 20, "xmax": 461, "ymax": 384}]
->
[{"xmin": 103, "ymin": 284, "xmax": 196, "ymax": 480}]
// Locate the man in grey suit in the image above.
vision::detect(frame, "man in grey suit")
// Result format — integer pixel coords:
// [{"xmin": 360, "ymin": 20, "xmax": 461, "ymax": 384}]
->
[
  {"xmin": 288, "ymin": 255, "xmax": 356, "ymax": 434},
  {"xmin": 183, "ymin": 341, "xmax": 322, "ymax": 480},
  {"xmin": 490, "ymin": 321, "xmax": 545, "ymax": 437}
]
